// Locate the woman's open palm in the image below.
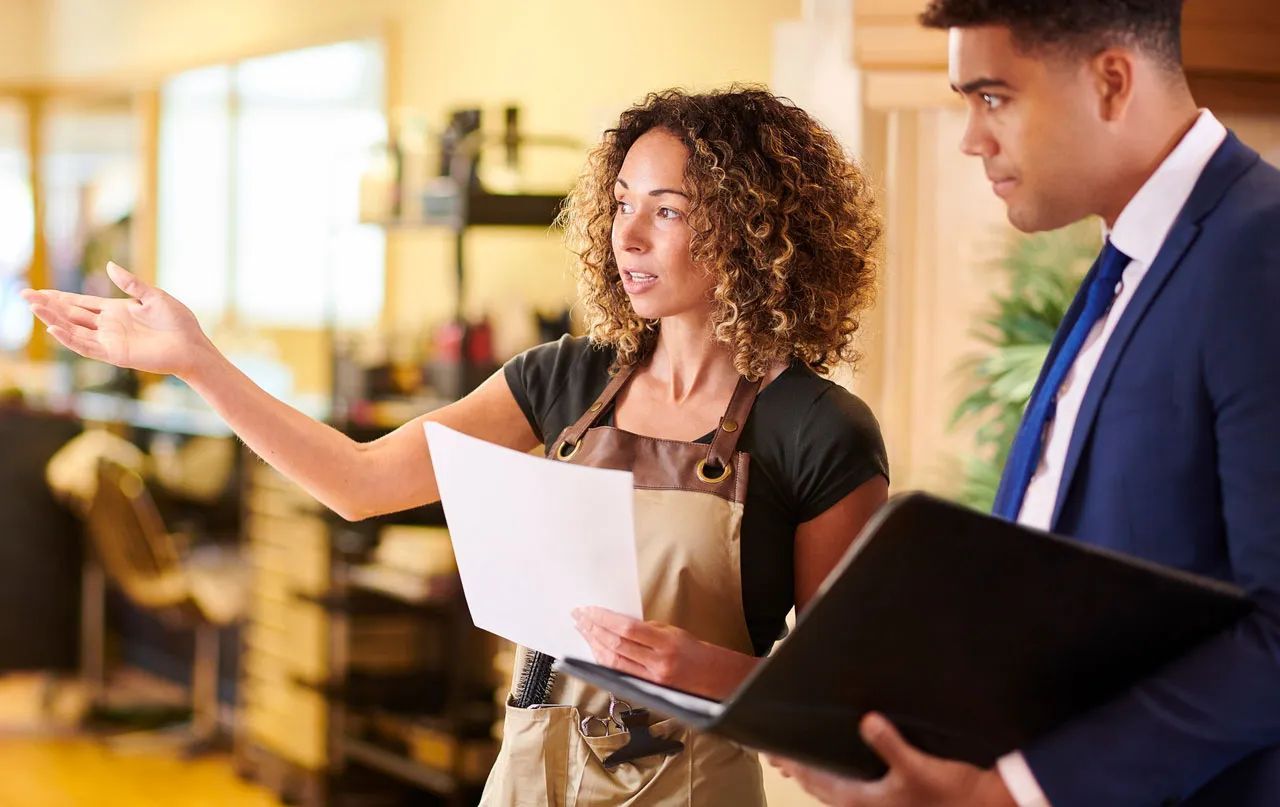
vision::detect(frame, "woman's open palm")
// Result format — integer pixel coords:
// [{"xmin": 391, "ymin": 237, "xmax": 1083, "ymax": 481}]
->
[{"xmin": 23, "ymin": 261, "xmax": 211, "ymax": 378}]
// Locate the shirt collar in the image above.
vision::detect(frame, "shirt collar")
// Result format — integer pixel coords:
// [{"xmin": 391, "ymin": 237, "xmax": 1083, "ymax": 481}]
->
[{"xmin": 1106, "ymin": 109, "xmax": 1228, "ymax": 265}]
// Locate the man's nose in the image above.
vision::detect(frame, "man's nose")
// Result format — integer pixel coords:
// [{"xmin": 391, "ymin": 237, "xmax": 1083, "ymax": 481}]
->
[{"xmin": 959, "ymin": 111, "xmax": 997, "ymax": 159}]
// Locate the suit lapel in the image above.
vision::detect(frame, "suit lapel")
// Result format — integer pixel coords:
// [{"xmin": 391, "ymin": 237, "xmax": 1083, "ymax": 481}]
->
[
  {"xmin": 1048, "ymin": 133, "xmax": 1261, "ymax": 530},
  {"xmin": 1048, "ymin": 223, "xmax": 1200, "ymax": 529}
]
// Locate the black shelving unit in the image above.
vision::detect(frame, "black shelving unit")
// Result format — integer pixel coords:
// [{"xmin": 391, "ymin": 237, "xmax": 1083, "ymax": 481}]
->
[
  {"xmin": 313, "ymin": 538, "xmax": 497, "ymax": 806},
  {"xmin": 363, "ymin": 110, "xmax": 572, "ymax": 323}
]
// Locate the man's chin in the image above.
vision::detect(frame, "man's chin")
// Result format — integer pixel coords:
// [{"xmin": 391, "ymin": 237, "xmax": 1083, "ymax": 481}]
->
[
  {"xmin": 1005, "ymin": 210, "xmax": 1042, "ymax": 234},
  {"xmin": 1004, "ymin": 203, "xmax": 1076, "ymax": 235}
]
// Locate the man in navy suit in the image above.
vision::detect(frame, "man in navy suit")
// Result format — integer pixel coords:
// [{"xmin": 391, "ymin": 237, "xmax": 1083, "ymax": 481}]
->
[{"xmin": 775, "ymin": 1, "xmax": 1280, "ymax": 805}]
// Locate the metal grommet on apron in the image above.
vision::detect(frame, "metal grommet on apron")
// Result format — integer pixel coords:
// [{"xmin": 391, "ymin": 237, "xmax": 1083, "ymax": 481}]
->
[{"xmin": 480, "ymin": 362, "xmax": 768, "ymax": 807}]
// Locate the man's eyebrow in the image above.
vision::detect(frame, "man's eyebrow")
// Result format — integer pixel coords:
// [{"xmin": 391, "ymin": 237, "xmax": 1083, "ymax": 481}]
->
[{"xmin": 951, "ymin": 77, "xmax": 1013, "ymax": 95}]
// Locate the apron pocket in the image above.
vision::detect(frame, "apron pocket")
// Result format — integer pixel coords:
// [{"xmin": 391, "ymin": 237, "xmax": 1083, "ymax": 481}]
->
[
  {"xmin": 573, "ymin": 716, "xmax": 692, "ymax": 806},
  {"xmin": 481, "ymin": 702, "xmax": 576, "ymax": 807}
]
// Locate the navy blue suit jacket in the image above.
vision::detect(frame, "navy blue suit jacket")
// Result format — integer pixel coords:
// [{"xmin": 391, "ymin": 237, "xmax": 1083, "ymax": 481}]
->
[{"xmin": 994, "ymin": 133, "xmax": 1280, "ymax": 806}]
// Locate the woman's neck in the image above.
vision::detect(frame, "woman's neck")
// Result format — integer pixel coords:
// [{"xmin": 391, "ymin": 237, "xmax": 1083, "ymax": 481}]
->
[{"xmin": 646, "ymin": 312, "xmax": 739, "ymax": 404}]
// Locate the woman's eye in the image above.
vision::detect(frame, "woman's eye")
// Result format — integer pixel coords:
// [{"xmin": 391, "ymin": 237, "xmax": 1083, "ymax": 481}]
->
[
  {"xmin": 615, "ymin": 200, "xmax": 634, "ymax": 214},
  {"xmin": 657, "ymin": 207, "xmax": 681, "ymax": 220}
]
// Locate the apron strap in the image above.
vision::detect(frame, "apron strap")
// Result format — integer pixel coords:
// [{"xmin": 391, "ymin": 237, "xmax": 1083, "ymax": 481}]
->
[
  {"xmin": 553, "ymin": 361, "xmax": 639, "ymax": 457},
  {"xmin": 704, "ymin": 374, "xmax": 762, "ymax": 473},
  {"xmin": 553, "ymin": 362, "xmax": 762, "ymax": 471}
]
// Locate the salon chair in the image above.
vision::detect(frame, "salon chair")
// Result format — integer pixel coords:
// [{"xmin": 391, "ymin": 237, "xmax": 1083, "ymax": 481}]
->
[{"xmin": 83, "ymin": 457, "xmax": 248, "ymax": 754}]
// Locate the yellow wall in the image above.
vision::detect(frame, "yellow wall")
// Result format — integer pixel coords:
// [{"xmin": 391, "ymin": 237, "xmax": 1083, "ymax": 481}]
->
[
  {"xmin": 40, "ymin": 0, "xmax": 404, "ymax": 81},
  {"xmin": 0, "ymin": 0, "xmax": 47, "ymax": 86}
]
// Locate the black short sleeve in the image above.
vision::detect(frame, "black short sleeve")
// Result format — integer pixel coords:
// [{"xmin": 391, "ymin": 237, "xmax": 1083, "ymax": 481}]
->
[
  {"xmin": 789, "ymin": 385, "xmax": 889, "ymax": 522},
  {"xmin": 502, "ymin": 335, "xmax": 614, "ymax": 446}
]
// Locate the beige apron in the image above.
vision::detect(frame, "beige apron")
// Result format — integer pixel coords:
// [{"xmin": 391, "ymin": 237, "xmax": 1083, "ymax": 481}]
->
[{"xmin": 480, "ymin": 362, "xmax": 769, "ymax": 807}]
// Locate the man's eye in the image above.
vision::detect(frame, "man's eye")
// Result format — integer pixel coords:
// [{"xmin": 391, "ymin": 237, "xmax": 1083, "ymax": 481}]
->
[{"xmin": 981, "ymin": 93, "xmax": 1006, "ymax": 111}]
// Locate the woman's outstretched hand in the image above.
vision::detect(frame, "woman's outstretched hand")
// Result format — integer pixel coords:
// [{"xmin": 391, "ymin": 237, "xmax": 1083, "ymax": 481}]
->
[{"xmin": 23, "ymin": 261, "xmax": 215, "ymax": 380}]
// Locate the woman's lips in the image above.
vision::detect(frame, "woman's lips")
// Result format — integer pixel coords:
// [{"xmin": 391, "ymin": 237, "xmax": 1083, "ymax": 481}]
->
[{"xmin": 620, "ymin": 269, "xmax": 659, "ymax": 295}]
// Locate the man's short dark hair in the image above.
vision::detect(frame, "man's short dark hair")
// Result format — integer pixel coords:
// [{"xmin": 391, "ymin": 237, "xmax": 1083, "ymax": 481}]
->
[{"xmin": 920, "ymin": 0, "xmax": 1185, "ymax": 70}]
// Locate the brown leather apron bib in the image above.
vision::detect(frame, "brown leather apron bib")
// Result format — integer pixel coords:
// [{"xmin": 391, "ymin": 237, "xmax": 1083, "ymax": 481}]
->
[{"xmin": 480, "ymin": 362, "xmax": 768, "ymax": 806}]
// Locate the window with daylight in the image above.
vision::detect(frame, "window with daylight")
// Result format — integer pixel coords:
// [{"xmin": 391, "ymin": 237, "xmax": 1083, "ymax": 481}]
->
[
  {"xmin": 0, "ymin": 102, "xmax": 34, "ymax": 353},
  {"xmin": 157, "ymin": 39, "xmax": 386, "ymax": 328}
]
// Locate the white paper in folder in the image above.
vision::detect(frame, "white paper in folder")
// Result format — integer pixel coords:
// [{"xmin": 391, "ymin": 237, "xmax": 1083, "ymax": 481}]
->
[{"xmin": 424, "ymin": 422, "xmax": 643, "ymax": 660}]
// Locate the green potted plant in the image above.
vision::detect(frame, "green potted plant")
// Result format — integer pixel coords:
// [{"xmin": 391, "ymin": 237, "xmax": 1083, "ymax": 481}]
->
[{"xmin": 950, "ymin": 221, "xmax": 1101, "ymax": 510}]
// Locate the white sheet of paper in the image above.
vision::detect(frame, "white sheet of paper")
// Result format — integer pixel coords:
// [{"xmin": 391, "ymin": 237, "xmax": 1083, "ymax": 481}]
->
[{"xmin": 424, "ymin": 422, "xmax": 643, "ymax": 660}]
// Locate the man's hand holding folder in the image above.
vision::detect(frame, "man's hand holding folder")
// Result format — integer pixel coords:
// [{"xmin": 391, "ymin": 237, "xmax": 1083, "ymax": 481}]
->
[{"xmin": 768, "ymin": 713, "xmax": 1016, "ymax": 807}]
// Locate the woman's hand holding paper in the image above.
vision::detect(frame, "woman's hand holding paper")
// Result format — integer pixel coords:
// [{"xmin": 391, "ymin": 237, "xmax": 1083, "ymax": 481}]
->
[{"xmin": 572, "ymin": 606, "xmax": 758, "ymax": 700}]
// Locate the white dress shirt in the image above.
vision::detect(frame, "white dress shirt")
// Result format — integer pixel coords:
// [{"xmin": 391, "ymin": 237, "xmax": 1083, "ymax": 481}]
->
[{"xmin": 997, "ymin": 109, "xmax": 1229, "ymax": 806}]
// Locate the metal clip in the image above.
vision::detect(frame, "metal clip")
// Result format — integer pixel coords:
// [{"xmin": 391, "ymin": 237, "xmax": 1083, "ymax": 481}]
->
[
  {"xmin": 606, "ymin": 697, "xmax": 632, "ymax": 733},
  {"xmin": 601, "ymin": 707, "xmax": 685, "ymax": 769},
  {"xmin": 580, "ymin": 714, "xmax": 613, "ymax": 738}
]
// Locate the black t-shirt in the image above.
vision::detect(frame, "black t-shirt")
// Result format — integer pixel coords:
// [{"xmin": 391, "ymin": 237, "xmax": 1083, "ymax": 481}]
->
[{"xmin": 503, "ymin": 335, "xmax": 889, "ymax": 655}]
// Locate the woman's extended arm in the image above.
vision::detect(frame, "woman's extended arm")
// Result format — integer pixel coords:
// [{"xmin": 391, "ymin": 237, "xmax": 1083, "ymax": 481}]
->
[{"xmin": 26, "ymin": 262, "xmax": 540, "ymax": 521}]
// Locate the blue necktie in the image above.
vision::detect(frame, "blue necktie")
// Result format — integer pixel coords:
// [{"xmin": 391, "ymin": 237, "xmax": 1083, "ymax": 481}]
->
[{"xmin": 993, "ymin": 239, "xmax": 1131, "ymax": 521}]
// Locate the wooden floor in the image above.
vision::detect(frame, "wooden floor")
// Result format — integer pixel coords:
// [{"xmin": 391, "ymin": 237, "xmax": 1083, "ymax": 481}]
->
[{"xmin": 0, "ymin": 739, "xmax": 281, "ymax": 807}]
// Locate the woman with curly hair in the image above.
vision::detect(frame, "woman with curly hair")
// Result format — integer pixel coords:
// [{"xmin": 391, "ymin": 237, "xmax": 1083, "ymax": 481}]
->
[{"xmin": 25, "ymin": 86, "xmax": 888, "ymax": 805}]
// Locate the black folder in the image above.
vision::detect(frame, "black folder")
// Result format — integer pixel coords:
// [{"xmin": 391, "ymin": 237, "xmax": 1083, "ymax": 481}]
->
[{"xmin": 558, "ymin": 492, "xmax": 1251, "ymax": 778}]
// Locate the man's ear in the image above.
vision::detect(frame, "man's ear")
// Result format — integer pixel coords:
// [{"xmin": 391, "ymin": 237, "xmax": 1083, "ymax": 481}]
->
[{"xmin": 1088, "ymin": 47, "xmax": 1138, "ymax": 123}]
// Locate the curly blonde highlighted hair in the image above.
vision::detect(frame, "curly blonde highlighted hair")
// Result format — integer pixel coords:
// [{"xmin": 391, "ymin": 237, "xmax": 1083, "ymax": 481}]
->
[{"xmin": 559, "ymin": 85, "xmax": 882, "ymax": 379}]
